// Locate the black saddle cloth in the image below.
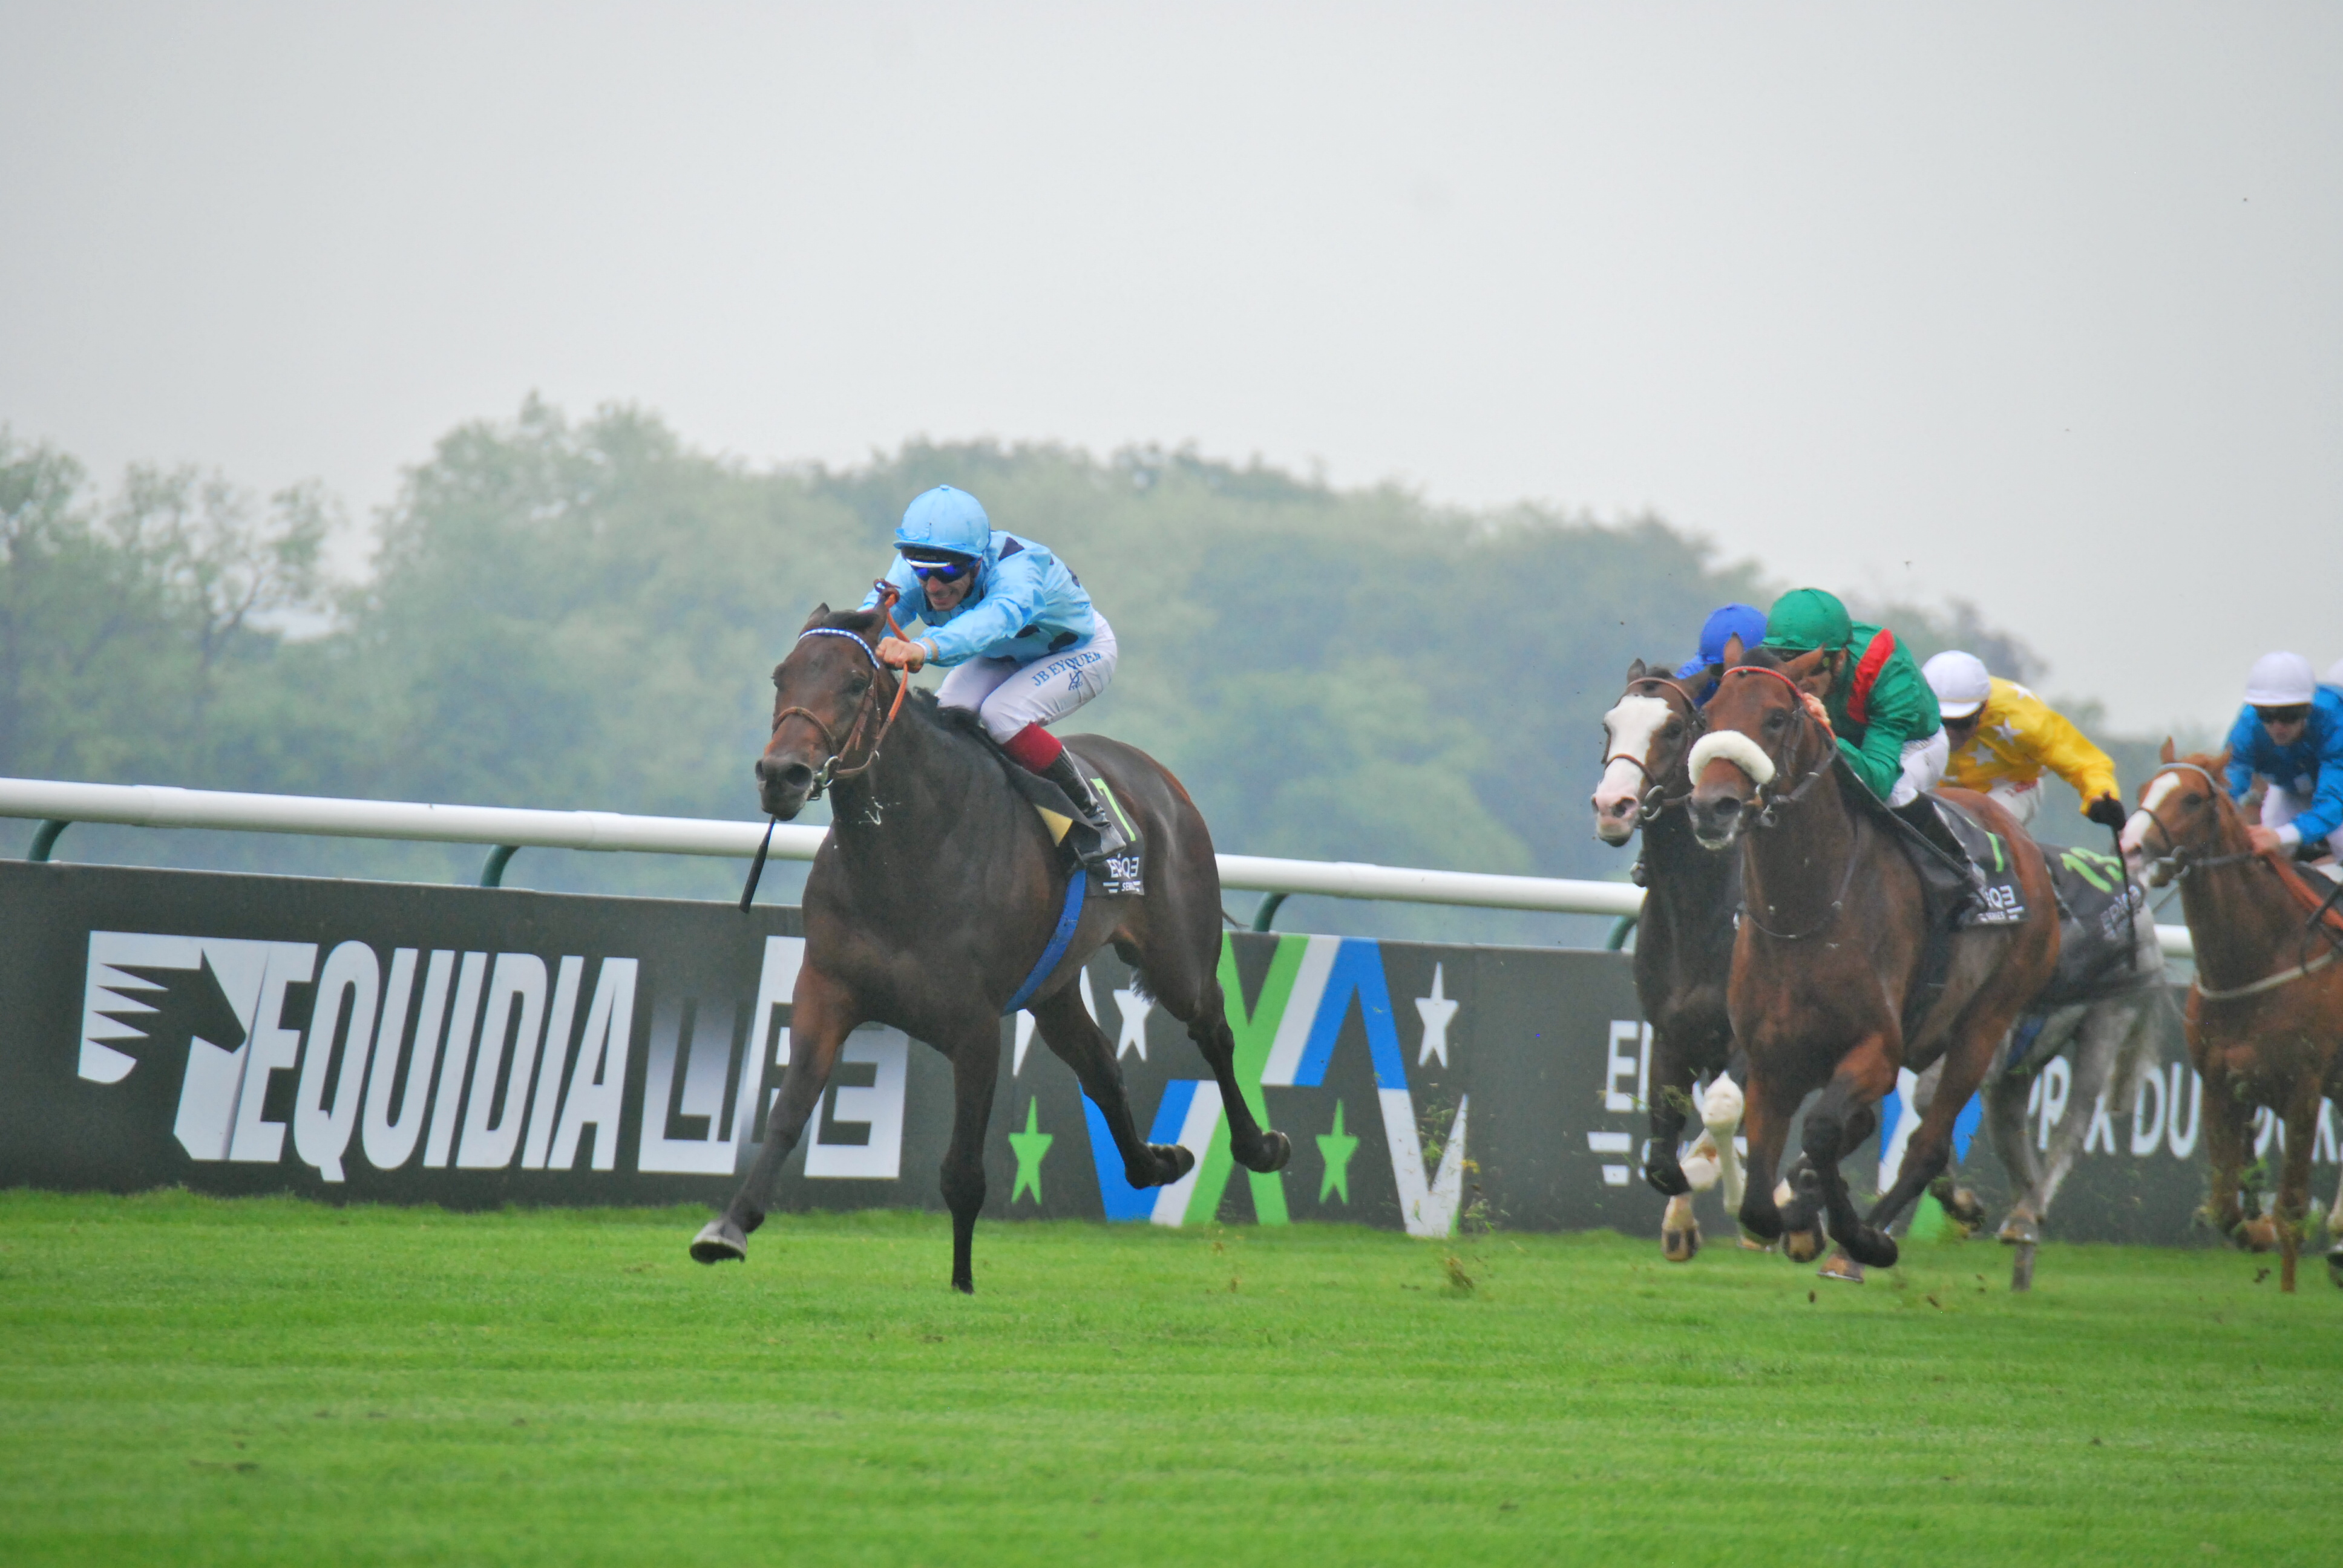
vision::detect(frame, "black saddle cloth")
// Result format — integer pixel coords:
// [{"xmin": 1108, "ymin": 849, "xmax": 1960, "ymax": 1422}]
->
[
  {"xmin": 1836, "ymin": 757, "xmax": 2030, "ymax": 1042},
  {"xmin": 2034, "ymin": 843, "xmax": 2155, "ymax": 1010}
]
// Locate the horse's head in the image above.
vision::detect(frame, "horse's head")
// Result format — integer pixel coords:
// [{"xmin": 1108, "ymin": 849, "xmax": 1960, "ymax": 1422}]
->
[
  {"xmin": 1591, "ymin": 661, "xmax": 1702, "ymax": 845},
  {"xmin": 1682, "ymin": 652, "xmax": 1827, "ymax": 850},
  {"xmin": 2119, "ymin": 737, "xmax": 2238, "ymax": 886},
  {"xmin": 755, "ymin": 603, "xmax": 894, "ymax": 818}
]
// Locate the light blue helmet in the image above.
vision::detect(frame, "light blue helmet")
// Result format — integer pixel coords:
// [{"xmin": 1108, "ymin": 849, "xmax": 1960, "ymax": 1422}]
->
[{"xmin": 894, "ymin": 485, "xmax": 991, "ymax": 560}]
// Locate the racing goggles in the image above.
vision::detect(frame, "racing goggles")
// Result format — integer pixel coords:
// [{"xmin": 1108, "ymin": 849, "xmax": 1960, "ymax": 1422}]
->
[
  {"xmin": 2255, "ymin": 704, "xmax": 2311, "ymax": 727},
  {"xmin": 902, "ymin": 550, "xmax": 977, "ymax": 582}
]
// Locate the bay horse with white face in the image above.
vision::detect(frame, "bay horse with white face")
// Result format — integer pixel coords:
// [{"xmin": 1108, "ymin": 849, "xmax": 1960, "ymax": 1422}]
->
[
  {"xmin": 1685, "ymin": 658, "xmax": 2059, "ymax": 1269},
  {"xmin": 2122, "ymin": 741, "xmax": 2343, "ymax": 1292},
  {"xmin": 1591, "ymin": 662, "xmax": 1748, "ymax": 1261}
]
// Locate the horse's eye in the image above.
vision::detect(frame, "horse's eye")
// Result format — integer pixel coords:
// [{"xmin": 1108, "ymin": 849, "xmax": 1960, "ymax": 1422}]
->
[
  {"xmin": 1662, "ymin": 721, "xmax": 1683, "ymax": 740},
  {"xmin": 1764, "ymin": 710, "xmax": 1787, "ymax": 731},
  {"xmin": 2183, "ymin": 794, "xmax": 2204, "ymax": 811}
]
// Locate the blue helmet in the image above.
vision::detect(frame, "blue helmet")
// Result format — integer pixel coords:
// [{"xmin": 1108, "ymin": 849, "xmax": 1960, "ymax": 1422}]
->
[
  {"xmin": 894, "ymin": 486, "xmax": 991, "ymax": 560},
  {"xmin": 1674, "ymin": 603, "xmax": 1768, "ymax": 681}
]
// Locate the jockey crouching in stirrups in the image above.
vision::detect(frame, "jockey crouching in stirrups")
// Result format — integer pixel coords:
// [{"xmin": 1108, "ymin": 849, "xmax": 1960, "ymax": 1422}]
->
[
  {"xmin": 866, "ymin": 485, "xmax": 1132, "ymax": 867},
  {"xmin": 2225, "ymin": 652, "xmax": 2343, "ymax": 872},
  {"xmin": 1760, "ymin": 587, "xmax": 1976, "ymax": 890},
  {"xmin": 1921, "ymin": 650, "xmax": 2128, "ymax": 832}
]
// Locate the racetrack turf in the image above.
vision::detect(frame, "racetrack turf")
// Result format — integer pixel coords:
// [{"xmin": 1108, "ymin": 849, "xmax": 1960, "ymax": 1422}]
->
[{"xmin": 1, "ymin": 1191, "xmax": 2334, "ymax": 1567}]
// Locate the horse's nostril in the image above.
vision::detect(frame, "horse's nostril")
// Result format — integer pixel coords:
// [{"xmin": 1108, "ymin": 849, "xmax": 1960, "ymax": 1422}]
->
[
  {"xmin": 1712, "ymin": 796, "xmax": 1742, "ymax": 818},
  {"xmin": 778, "ymin": 763, "xmax": 813, "ymax": 791}
]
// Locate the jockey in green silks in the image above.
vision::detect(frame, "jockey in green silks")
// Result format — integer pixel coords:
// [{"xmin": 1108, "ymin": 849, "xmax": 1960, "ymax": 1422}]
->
[{"xmin": 1760, "ymin": 587, "xmax": 1948, "ymax": 808}]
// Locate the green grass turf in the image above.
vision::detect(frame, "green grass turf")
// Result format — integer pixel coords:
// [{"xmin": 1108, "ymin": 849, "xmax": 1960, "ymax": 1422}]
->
[{"xmin": 2, "ymin": 1191, "xmax": 2336, "ymax": 1567}]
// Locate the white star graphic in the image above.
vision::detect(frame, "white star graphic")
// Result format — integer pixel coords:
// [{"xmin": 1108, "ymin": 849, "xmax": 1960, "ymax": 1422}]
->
[
  {"xmin": 1113, "ymin": 985, "xmax": 1151, "ymax": 1060},
  {"xmin": 1414, "ymin": 962, "xmax": 1459, "ymax": 1067}
]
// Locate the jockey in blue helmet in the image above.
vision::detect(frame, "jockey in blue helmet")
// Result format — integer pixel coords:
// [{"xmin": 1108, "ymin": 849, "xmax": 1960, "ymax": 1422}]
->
[
  {"xmin": 1674, "ymin": 603, "xmax": 1769, "ymax": 706},
  {"xmin": 863, "ymin": 485, "xmax": 1129, "ymax": 864}
]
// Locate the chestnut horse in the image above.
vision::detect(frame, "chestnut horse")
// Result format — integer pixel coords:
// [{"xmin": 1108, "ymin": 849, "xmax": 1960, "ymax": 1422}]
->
[
  {"xmin": 2120, "ymin": 742, "xmax": 2343, "ymax": 1292},
  {"xmin": 1686, "ymin": 659, "xmax": 2059, "ymax": 1269},
  {"xmin": 689, "ymin": 603, "xmax": 1290, "ymax": 1292},
  {"xmin": 1591, "ymin": 662, "xmax": 1749, "ymax": 1261}
]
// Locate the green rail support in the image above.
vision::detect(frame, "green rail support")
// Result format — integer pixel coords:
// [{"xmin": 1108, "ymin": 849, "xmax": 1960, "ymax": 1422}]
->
[
  {"xmin": 1250, "ymin": 892, "xmax": 1289, "ymax": 932},
  {"xmin": 1606, "ymin": 915, "xmax": 1637, "ymax": 951},
  {"xmin": 28, "ymin": 820, "xmax": 70, "ymax": 861},
  {"xmin": 480, "ymin": 844, "xmax": 520, "ymax": 887}
]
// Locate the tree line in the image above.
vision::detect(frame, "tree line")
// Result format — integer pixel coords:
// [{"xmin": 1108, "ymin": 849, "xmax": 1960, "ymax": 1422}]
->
[{"xmin": 0, "ymin": 401, "xmax": 2179, "ymax": 942}]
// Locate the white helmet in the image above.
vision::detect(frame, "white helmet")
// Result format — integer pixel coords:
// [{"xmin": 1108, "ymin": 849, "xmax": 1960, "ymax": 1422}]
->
[
  {"xmin": 2244, "ymin": 651, "xmax": 2316, "ymax": 707},
  {"xmin": 1922, "ymin": 650, "xmax": 1991, "ymax": 720}
]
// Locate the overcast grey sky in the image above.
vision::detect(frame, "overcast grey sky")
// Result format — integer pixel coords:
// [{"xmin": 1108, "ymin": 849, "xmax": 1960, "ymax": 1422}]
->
[{"xmin": 2, "ymin": 2, "xmax": 2336, "ymax": 731}]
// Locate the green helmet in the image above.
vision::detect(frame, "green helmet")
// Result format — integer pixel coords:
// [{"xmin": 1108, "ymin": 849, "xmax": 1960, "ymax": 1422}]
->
[{"xmin": 1763, "ymin": 588, "xmax": 1853, "ymax": 653}]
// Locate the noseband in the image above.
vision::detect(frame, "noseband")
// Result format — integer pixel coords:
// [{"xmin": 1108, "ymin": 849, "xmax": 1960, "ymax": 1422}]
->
[
  {"xmin": 771, "ymin": 583, "xmax": 912, "ymax": 800},
  {"xmin": 2132, "ymin": 762, "xmax": 2260, "ymax": 882}
]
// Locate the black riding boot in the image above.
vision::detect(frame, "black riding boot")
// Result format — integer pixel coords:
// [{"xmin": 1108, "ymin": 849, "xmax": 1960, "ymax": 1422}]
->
[
  {"xmin": 1041, "ymin": 752, "xmax": 1131, "ymax": 867},
  {"xmin": 1892, "ymin": 797, "xmax": 1984, "ymax": 915}
]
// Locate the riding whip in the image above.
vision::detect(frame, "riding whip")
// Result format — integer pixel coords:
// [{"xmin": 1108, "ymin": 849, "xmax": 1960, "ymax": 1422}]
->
[{"xmin": 738, "ymin": 816, "xmax": 777, "ymax": 913}]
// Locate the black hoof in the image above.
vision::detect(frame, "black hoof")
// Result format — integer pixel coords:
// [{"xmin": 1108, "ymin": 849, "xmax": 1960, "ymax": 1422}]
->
[
  {"xmin": 1646, "ymin": 1157, "xmax": 1691, "ymax": 1198},
  {"xmin": 1841, "ymin": 1225, "xmax": 1899, "ymax": 1270},
  {"xmin": 690, "ymin": 1218, "xmax": 747, "ymax": 1264},
  {"xmin": 1148, "ymin": 1142, "xmax": 1197, "ymax": 1186},
  {"xmin": 952, "ymin": 1276, "xmax": 974, "ymax": 1295},
  {"xmin": 1239, "ymin": 1129, "xmax": 1292, "ymax": 1174},
  {"xmin": 1738, "ymin": 1199, "xmax": 1785, "ymax": 1242}
]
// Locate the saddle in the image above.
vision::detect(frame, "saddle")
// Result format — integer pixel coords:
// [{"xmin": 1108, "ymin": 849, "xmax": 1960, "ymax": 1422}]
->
[{"xmin": 992, "ymin": 751, "xmax": 1145, "ymax": 898}]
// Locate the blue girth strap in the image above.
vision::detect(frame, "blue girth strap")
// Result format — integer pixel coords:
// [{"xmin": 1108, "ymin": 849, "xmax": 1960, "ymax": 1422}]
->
[{"xmin": 1003, "ymin": 869, "xmax": 1087, "ymax": 1016}]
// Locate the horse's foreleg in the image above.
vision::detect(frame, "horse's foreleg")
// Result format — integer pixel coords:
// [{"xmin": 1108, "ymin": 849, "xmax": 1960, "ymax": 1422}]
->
[
  {"xmin": 1034, "ymin": 985, "xmax": 1194, "ymax": 1189},
  {"xmin": 1642, "ymin": 1027, "xmax": 1697, "ymax": 1197},
  {"xmin": 2275, "ymin": 1086, "xmax": 2320, "ymax": 1294},
  {"xmin": 1736, "ymin": 1073, "xmax": 1798, "ymax": 1243},
  {"xmin": 2034, "ymin": 1005, "xmax": 2121, "ymax": 1220},
  {"xmin": 1987, "ymin": 1056, "xmax": 2045, "ymax": 1242},
  {"xmin": 690, "ymin": 968, "xmax": 859, "ymax": 1264},
  {"xmin": 1703, "ymin": 1074, "xmax": 1748, "ymax": 1214},
  {"xmin": 2198, "ymin": 1054, "xmax": 2254, "ymax": 1242},
  {"xmin": 939, "ymin": 1026, "xmax": 1002, "ymax": 1295},
  {"xmin": 1183, "ymin": 992, "xmax": 1289, "ymax": 1175},
  {"xmin": 1804, "ymin": 1034, "xmax": 1899, "ymax": 1269}
]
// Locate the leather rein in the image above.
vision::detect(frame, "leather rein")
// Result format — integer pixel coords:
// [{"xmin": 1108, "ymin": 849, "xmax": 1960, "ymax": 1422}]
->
[
  {"xmin": 1720, "ymin": 663, "xmax": 1861, "ymax": 941},
  {"xmin": 772, "ymin": 580, "xmax": 915, "ymax": 801}
]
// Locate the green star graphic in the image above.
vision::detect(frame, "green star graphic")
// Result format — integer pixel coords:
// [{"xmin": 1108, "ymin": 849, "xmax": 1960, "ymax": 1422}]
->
[
  {"xmin": 1009, "ymin": 1097, "xmax": 1053, "ymax": 1206},
  {"xmin": 1317, "ymin": 1099, "xmax": 1360, "ymax": 1204}
]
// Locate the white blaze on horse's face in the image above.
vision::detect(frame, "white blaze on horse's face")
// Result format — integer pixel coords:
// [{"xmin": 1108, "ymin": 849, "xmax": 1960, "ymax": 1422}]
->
[
  {"xmin": 1593, "ymin": 693, "xmax": 1672, "ymax": 843},
  {"xmin": 2120, "ymin": 771, "xmax": 2184, "ymax": 857}
]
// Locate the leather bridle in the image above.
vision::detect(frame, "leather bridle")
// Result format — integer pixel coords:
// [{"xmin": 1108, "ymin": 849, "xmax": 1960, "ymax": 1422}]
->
[
  {"xmin": 1601, "ymin": 676, "xmax": 1705, "ymax": 823},
  {"xmin": 769, "ymin": 582, "xmax": 913, "ymax": 801}
]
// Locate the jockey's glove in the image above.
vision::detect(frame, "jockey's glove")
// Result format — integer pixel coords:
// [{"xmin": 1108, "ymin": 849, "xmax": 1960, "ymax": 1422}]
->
[{"xmin": 2084, "ymin": 795, "xmax": 2129, "ymax": 830}]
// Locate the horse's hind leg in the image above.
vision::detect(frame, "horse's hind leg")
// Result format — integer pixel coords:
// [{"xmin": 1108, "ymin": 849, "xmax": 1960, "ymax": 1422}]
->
[
  {"xmin": 1985, "ymin": 1058, "xmax": 2045, "ymax": 1243},
  {"xmin": 938, "ymin": 1022, "xmax": 1003, "ymax": 1295},
  {"xmin": 1133, "ymin": 903, "xmax": 1288, "ymax": 1174},
  {"xmin": 1803, "ymin": 1034, "xmax": 1899, "ymax": 1269},
  {"xmin": 1033, "ymin": 984, "xmax": 1194, "ymax": 1189},
  {"xmin": 691, "ymin": 967, "xmax": 859, "ymax": 1264}
]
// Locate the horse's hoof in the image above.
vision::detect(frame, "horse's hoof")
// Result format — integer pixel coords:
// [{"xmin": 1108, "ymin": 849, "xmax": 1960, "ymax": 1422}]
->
[
  {"xmin": 1783, "ymin": 1225, "xmax": 1826, "ymax": 1264},
  {"xmin": 1738, "ymin": 1198, "xmax": 1784, "ymax": 1243},
  {"xmin": 952, "ymin": 1276, "xmax": 974, "ymax": 1296},
  {"xmin": 1244, "ymin": 1129, "xmax": 1292, "ymax": 1174},
  {"xmin": 1737, "ymin": 1234, "xmax": 1774, "ymax": 1252},
  {"xmin": 1843, "ymin": 1226, "xmax": 1900, "ymax": 1270},
  {"xmin": 1645, "ymin": 1158, "xmax": 1691, "ymax": 1198},
  {"xmin": 1662, "ymin": 1221, "xmax": 1701, "ymax": 1263},
  {"xmin": 1997, "ymin": 1212, "xmax": 2040, "ymax": 1246},
  {"xmin": 1939, "ymin": 1187, "xmax": 1985, "ymax": 1236},
  {"xmin": 1817, "ymin": 1252, "xmax": 1865, "ymax": 1284},
  {"xmin": 1150, "ymin": 1142, "xmax": 1197, "ymax": 1186},
  {"xmin": 690, "ymin": 1218, "xmax": 747, "ymax": 1264}
]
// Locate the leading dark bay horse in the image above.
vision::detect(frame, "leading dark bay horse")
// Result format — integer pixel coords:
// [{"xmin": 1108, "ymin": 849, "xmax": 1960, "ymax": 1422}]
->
[
  {"xmin": 690, "ymin": 601, "xmax": 1291, "ymax": 1292},
  {"xmin": 1686, "ymin": 658, "xmax": 2059, "ymax": 1271},
  {"xmin": 2122, "ymin": 742, "xmax": 2343, "ymax": 1292},
  {"xmin": 1590, "ymin": 662, "xmax": 1749, "ymax": 1261}
]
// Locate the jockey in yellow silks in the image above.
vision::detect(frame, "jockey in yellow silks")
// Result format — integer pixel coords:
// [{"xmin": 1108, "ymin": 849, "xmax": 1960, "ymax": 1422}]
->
[{"xmin": 1920, "ymin": 650, "xmax": 2126, "ymax": 832}]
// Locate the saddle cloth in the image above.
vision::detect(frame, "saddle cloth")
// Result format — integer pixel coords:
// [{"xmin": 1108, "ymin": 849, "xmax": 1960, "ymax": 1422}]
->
[
  {"xmin": 994, "ymin": 756, "xmax": 1145, "ymax": 898},
  {"xmin": 2036, "ymin": 844, "xmax": 2157, "ymax": 1009}
]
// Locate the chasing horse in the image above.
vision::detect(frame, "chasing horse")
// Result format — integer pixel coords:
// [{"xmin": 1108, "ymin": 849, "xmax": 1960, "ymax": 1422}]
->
[
  {"xmin": 1591, "ymin": 653, "xmax": 1751, "ymax": 1263},
  {"xmin": 1685, "ymin": 592, "xmax": 2059, "ymax": 1273},
  {"xmin": 2123, "ymin": 738, "xmax": 2343, "ymax": 1293},
  {"xmin": 690, "ymin": 486, "xmax": 1289, "ymax": 1291}
]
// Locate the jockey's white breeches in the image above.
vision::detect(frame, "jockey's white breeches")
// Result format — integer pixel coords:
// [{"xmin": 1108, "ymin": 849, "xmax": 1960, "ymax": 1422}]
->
[
  {"xmin": 1987, "ymin": 777, "xmax": 2043, "ymax": 826},
  {"xmin": 2261, "ymin": 780, "xmax": 2343, "ymax": 859},
  {"xmin": 935, "ymin": 613, "xmax": 1118, "ymax": 743},
  {"xmin": 1887, "ymin": 728, "xmax": 1951, "ymax": 808}
]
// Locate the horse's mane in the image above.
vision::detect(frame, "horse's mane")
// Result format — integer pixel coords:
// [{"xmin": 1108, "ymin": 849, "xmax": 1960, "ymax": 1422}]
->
[{"xmin": 1731, "ymin": 645, "xmax": 1786, "ymax": 671}]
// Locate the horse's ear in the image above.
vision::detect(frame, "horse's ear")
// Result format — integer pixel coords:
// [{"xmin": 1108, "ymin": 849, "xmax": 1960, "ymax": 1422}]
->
[
  {"xmin": 2214, "ymin": 746, "xmax": 2232, "ymax": 771},
  {"xmin": 1722, "ymin": 633, "xmax": 1746, "ymax": 667},
  {"xmin": 1626, "ymin": 658, "xmax": 1648, "ymax": 682},
  {"xmin": 2159, "ymin": 736, "xmax": 2176, "ymax": 764},
  {"xmin": 801, "ymin": 603, "xmax": 831, "ymax": 632}
]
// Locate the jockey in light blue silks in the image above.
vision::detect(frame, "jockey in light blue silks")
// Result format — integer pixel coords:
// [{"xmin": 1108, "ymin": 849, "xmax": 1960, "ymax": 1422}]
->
[
  {"xmin": 2224, "ymin": 652, "xmax": 2343, "ymax": 864},
  {"xmin": 865, "ymin": 485, "xmax": 1130, "ymax": 865}
]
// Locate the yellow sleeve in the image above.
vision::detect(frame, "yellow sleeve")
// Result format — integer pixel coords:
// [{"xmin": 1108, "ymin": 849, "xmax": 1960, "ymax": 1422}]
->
[{"xmin": 2004, "ymin": 685, "xmax": 2119, "ymax": 810}]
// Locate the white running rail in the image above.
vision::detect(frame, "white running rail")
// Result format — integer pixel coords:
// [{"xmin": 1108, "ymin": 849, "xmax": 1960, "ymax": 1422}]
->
[{"xmin": 0, "ymin": 776, "xmax": 2189, "ymax": 958}]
